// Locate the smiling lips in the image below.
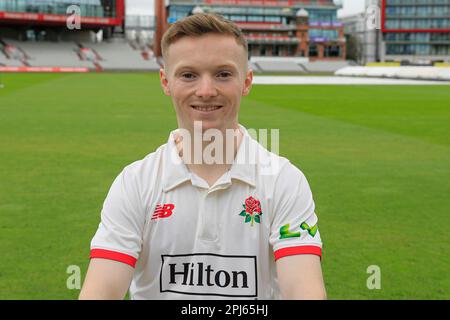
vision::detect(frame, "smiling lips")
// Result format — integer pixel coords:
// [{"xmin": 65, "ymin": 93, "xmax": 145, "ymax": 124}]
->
[{"xmin": 191, "ymin": 105, "xmax": 223, "ymax": 112}]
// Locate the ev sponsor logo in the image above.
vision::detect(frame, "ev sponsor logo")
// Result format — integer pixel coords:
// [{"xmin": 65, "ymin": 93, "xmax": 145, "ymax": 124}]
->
[
  {"xmin": 279, "ymin": 221, "xmax": 319, "ymax": 239},
  {"xmin": 160, "ymin": 253, "xmax": 257, "ymax": 297}
]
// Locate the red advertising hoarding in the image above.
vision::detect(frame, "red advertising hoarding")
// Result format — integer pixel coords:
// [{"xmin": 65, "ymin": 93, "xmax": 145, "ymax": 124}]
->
[{"xmin": 0, "ymin": 0, "xmax": 124, "ymax": 27}]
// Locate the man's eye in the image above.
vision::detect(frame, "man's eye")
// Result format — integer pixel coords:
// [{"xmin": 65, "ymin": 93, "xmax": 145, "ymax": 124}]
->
[
  {"xmin": 217, "ymin": 71, "xmax": 232, "ymax": 78},
  {"xmin": 181, "ymin": 73, "xmax": 196, "ymax": 79}
]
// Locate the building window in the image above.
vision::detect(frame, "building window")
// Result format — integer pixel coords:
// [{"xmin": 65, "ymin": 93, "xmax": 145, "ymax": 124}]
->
[
  {"xmin": 273, "ymin": 45, "xmax": 280, "ymax": 56},
  {"xmin": 247, "ymin": 15, "xmax": 264, "ymax": 22},
  {"xmin": 309, "ymin": 44, "xmax": 318, "ymax": 57},
  {"xmin": 325, "ymin": 45, "xmax": 341, "ymax": 57},
  {"xmin": 260, "ymin": 46, "xmax": 266, "ymax": 56},
  {"xmin": 230, "ymin": 15, "xmax": 245, "ymax": 22},
  {"xmin": 264, "ymin": 16, "xmax": 281, "ymax": 23}
]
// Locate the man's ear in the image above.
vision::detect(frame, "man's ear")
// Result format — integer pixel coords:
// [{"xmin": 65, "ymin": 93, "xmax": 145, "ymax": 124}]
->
[
  {"xmin": 159, "ymin": 68, "xmax": 171, "ymax": 96},
  {"xmin": 242, "ymin": 69, "xmax": 253, "ymax": 96}
]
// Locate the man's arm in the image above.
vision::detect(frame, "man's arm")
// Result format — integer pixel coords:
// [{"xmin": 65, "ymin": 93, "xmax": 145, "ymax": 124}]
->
[
  {"xmin": 79, "ymin": 259, "xmax": 134, "ymax": 300},
  {"xmin": 276, "ymin": 255, "xmax": 327, "ymax": 300}
]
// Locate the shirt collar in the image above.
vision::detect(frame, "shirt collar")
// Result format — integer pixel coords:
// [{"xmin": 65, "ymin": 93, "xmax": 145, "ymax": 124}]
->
[
  {"xmin": 162, "ymin": 125, "xmax": 257, "ymax": 192},
  {"xmin": 229, "ymin": 125, "xmax": 257, "ymax": 187},
  {"xmin": 162, "ymin": 130, "xmax": 191, "ymax": 192}
]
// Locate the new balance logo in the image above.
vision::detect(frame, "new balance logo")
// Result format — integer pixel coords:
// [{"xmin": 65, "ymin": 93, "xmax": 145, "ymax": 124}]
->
[{"xmin": 152, "ymin": 204, "xmax": 175, "ymax": 220}]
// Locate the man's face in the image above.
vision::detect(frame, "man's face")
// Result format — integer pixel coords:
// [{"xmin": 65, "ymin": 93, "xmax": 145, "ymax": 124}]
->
[{"xmin": 160, "ymin": 33, "xmax": 253, "ymax": 133}]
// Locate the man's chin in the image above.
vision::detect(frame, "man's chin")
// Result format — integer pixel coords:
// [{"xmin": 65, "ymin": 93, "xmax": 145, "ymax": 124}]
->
[{"xmin": 190, "ymin": 120, "xmax": 224, "ymax": 132}]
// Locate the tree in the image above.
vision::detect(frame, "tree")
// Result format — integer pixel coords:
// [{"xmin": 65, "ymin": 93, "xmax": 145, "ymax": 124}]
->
[{"xmin": 345, "ymin": 34, "xmax": 362, "ymax": 63}]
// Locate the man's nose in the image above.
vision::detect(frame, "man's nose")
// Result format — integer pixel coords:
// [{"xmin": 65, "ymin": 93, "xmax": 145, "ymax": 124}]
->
[{"xmin": 195, "ymin": 76, "xmax": 218, "ymax": 98}]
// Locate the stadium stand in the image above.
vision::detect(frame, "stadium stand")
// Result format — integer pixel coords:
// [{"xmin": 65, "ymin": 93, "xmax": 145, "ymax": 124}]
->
[
  {"xmin": 0, "ymin": 59, "xmax": 26, "ymax": 67},
  {"xmin": 248, "ymin": 61, "xmax": 262, "ymax": 73},
  {"xmin": 303, "ymin": 61, "xmax": 355, "ymax": 73},
  {"xmin": 2, "ymin": 38, "xmax": 355, "ymax": 74},
  {"xmin": 5, "ymin": 40, "xmax": 93, "ymax": 69},
  {"xmin": 84, "ymin": 40, "xmax": 160, "ymax": 71},
  {"xmin": 128, "ymin": 40, "xmax": 155, "ymax": 61},
  {"xmin": 0, "ymin": 39, "xmax": 160, "ymax": 71},
  {"xmin": 0, "ymin": 55, "xmax": 24, "ymax": 67},
  {"xmin": 254, "ymin": 60, "xmax": 306, "ymax": 73},
  {"xmin": 250, "ymin": 57, "xmax": 307, "ymax": 73},
  {"xmin": 249, "ymin": 57, "xmax": 353, "ymax": 74},
  {"xmin": 0, "ymin": 53, "xmax": 6, "ymax": 66},
  {"xmin": 0, "ymin": 41, "xmax": 27, "ymax": 66},
  {"xmin": 2, "ymin": 37, "xmax": 353, "ymax": 74}
]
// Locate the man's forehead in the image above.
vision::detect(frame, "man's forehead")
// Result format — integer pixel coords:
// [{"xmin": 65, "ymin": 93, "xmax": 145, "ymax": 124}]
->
[
  {"xmin": 165, "ymin": 34, "xmax": 246, "ymax": 70},
  {"xmin": 170, "ymin": 33, "xmax": 242, "ymax": 50}
]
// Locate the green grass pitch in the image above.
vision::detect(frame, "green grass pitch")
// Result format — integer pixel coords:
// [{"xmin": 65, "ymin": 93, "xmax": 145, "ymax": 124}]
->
[{"xmin": 0, "ymin": 73, "xmax": 449, "ymax": 299}]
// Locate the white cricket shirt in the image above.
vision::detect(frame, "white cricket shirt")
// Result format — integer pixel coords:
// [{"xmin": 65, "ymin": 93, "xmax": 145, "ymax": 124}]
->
[{"xmin": 90, "ymin": 125, "xmax": 323, "ymax": 299}]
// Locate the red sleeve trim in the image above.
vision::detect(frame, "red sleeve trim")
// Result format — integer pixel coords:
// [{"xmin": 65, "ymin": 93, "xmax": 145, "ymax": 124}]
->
[
  {"xmin": 274, "ymin": 245, "xmax": 322, "ymax": 261},
  {"xmin": 90, "ymin": 249, "xmax": 137, "ymax": 268}
]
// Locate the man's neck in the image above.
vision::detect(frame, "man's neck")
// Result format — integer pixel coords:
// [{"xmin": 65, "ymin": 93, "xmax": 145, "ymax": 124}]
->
[{"xmin": 174, "ymin": 126, "xmax": 244, "ymax": 187}]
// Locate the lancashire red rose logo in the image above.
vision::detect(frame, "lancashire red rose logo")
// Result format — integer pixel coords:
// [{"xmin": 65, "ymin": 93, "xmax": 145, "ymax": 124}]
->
[{"xmin": 240, "ymin": 196, "xmax": 262, "ymax": 226}]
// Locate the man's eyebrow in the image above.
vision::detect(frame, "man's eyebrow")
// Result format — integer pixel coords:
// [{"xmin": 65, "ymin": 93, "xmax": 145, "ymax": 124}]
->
[
  {"xmin": 173, "ymin": 63, "xmax": 238, "ymax": 73},
  {"xmin": 215, "ymin": 64, "xmax": 238, "ymax": 70}
]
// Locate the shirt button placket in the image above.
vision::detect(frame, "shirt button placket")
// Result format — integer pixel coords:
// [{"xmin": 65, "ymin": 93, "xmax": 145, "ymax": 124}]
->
[{"xmin": 198, "ymin": 189, "xmax": 218, "ymax": 242}]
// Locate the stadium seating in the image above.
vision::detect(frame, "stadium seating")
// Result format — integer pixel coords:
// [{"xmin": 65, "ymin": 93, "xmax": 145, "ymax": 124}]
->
[
  {"xmin": 303, "ymin": 61, "xmax": 355, "ymax": 73},
  {"xmin": 4, "ymin": 40, "xmax": 91, "ymax": 68},
  {"xmin": 0, "ymin": 53, "xmax": 24, "ymax": 67},
  {"xmin": 250, "ymin": 57, "xmax": 307, "ymax": 73},
  {"xmin": 1, "ymin": 39, "xmax": 355, "ymax": 74},
  {"xmin": 0, "ymin": 39, "xmax": 160, "ymax": 71},
  {"xmin": 84, "ymin": 40, "xmax": 160, "ymax": 71},
  {"xmin": 252, "ymin": 61, "xmax": 306, "ymax": 73},
  {"xmin": 249, "ymin": 57, "xmax": 353, "ymax": 74},
  {"xmin": 248, "ymin": 61, "xmax": 262, "ymax": 73}
]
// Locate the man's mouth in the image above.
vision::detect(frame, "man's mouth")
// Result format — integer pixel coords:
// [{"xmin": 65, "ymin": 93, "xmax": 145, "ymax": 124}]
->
[{"xmin": 191, "ymin": 105, "xmax": 223, "ymax": 112}]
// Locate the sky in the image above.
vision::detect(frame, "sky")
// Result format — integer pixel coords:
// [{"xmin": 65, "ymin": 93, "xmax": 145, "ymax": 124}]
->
[
  {"xmin": 125, "ymin": 0, "xmax": 367, "ymax": 17},
  {"xmin": 338, "ymin": 0, "xmax": 366, "ymax": 17}
]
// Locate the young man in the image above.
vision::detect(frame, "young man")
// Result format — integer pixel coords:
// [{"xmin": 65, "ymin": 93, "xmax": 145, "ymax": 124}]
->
[{"xmin": 79, "ymin": 13, "xmax": 326, "ymax": 300}]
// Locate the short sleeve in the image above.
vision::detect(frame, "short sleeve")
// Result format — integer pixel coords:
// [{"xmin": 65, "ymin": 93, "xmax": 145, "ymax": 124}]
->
[
  {"xmin": 90, "ymin": 167, "xmax": 146, "ymax": 268},
  {"xmin": 270, "ymin": 163, "xmax": 323, "ymax": 261}
]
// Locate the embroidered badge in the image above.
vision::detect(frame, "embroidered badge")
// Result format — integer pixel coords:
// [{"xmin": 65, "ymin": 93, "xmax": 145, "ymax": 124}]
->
[{"xmin": 239, "ymin": 196, "xmax": 262, "ymax": 226}]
